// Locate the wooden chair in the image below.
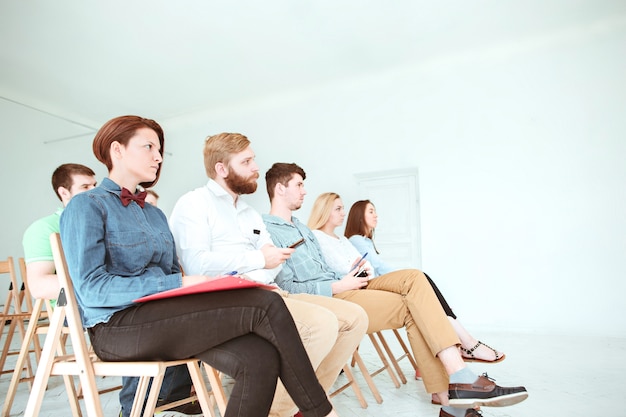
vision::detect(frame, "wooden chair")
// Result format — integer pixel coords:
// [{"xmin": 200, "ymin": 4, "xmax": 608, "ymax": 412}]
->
[
  {"xmin": 18, "ymin": 257, "xmax": 43, "ymax": 321},
  {"xmin": 372, "ymin": 329, "xmax": 418, "ymax": 385},
  {"xmin": 2, "ymin": 258, "xmax": 73, "ymax": 417},
  {"xmin": 346, "ymin": 328, "xmax": 419, "ymax": 403},
  {"xmin": 0, "ymin": 257, "xmax": 33, "ymax": 381},
  {"xmin": 365, "ymin": 332, "xmax": 403, "ymax": 387},
  {"xmin": 23, "ymin": 233, "xmax": 223, "ymax": 417},
  {"xmin": 330, "ymin": 349, "xmax": 381, "ymax": 408}
]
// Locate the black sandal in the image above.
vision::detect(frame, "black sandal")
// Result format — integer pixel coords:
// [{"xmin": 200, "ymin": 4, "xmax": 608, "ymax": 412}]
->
[{"xmin": 460, "ymin": 341, "xmax": 505, "ymax": 363}]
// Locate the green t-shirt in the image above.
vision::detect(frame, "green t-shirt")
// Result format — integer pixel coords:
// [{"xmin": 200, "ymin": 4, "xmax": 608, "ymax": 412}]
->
[
  {"xmin": 22, "ymin": 208, "xmax": 63, "ymax": 307},
  {"xmin": 23, "ymin": 208, "xmax": 62, "ymax": 262}
]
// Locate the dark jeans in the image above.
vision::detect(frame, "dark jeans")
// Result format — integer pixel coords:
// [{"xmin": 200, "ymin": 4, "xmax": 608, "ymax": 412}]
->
[
  {"xmin": 424, "ymin": 272, "xmax": 457, "ymax": 319},
  {"xmin": 88, "ymin": 289, "xmax": 332, "ymax": 417},
  {"xmin": 119, "ymin": 365, "xmax": 191, "ymax": 417}
]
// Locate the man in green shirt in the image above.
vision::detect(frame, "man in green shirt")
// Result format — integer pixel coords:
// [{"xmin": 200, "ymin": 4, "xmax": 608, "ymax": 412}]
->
[{"xmin": 22, "ymin": 163, "xmax": 97, "ymax": 303}]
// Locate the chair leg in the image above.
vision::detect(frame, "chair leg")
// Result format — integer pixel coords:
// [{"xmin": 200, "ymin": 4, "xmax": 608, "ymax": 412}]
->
[
  {"xmin": 1, "ymin": 299, "xmax": 45, "ymax": 417},
  {"xmin": 351, "ymin": 349, "xmax": 383, "ymax": 404},
  {"xmin": 367, "ymin": 333, "xmax": 401, "ymax": 388},
  {"xmin": 330, "ymin": 364, "xmax": 368, "ymax": 409},
  {"xmin": 203, "ymin": 363, "xmax": 228, "ymax": 416},
  {"xmin": 139, "ymin": 373, "xmax": 166, "ymax": 417},
  {"xmin": 187, "ymin": 361, "xmax": 218, "ymax": 417},
  {"xmin": 0, "ymin": 319, "xmax": 22, "ymax": 377},
  {"xmin": 24, "ymin": 305, "xmax": 70, "ymax": 417},
  {"xmin": 376, "ymin": 331, "xmax": 407, "ymax": 384},
  {"xmin": 63, "ymin": 374, "xmax": 84, "ymax": 417},
  {"xmin": 58, "ymin": 329, "xmax": 83, "ymax": 417},
  {"xmin": 393, "ymin": 329, "xmax": 418, "ymax": 370}
]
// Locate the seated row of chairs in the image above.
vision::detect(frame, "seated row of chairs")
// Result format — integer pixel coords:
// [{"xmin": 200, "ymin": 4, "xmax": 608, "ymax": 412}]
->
[
  {"xmin": 1, "ymin": 256, "xmax": 41, "ymax": 405},
  {"xmin": 1, "ymin": 234, "xmax": 419, "ymax": 416}
]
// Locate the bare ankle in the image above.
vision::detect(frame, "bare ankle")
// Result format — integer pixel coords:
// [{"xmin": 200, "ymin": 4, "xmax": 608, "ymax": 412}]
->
[{"xmin": 435, "ymin": 391, "xmax": 449, "ymax": 406}]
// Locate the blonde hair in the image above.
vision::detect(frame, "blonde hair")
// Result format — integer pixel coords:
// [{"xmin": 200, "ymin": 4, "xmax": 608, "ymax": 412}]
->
[
  {"xmin": 308, "ymin": 192, "xmax": 341, "ymax": 230},
  {"xmin": 203, "ymin": 133, "xmax": 250, "ymax": 179}
]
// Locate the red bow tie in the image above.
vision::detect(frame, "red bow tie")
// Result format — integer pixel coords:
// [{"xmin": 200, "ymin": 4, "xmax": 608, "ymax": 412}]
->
[{"xmin": 120, "ymin": 188, "xmax": 147, "ymax": 208}]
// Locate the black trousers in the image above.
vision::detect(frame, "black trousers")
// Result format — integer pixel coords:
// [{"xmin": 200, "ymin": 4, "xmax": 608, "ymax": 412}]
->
[
  {"xmin": 88, "ymin": 288, "xmax": 332, "ymax": 417},
  {"xmin": 424, "ymin": 272, "xmax": 457, "ymax": 320}
]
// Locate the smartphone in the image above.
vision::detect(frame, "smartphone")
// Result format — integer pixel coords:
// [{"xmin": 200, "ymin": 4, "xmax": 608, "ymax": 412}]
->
[
  {"xmin": 356, "ymin": 268, "xmax": 368, "ymax": 278},
  {"xmin": 288, "ymin": 238, "xmax": 305, "ymax": 249},
  {"xmin": 350, "ymin": 252, "xmax": 368, "ymax": 273}
]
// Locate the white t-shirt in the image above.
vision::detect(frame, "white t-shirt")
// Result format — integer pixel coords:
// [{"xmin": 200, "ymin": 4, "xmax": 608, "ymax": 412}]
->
[{"xmin": 312, "ymin": 230, "xmax": 374, "ymax": 277}]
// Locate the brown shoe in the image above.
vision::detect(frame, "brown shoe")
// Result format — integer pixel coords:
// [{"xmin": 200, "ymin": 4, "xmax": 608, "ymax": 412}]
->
[
  {"xmin": 440, "ymin": 408, "xmax": 483, "ymax": 417},
  {"xmin": 448, "ymin": 373, "xmax": 528, "ymax": 408}
]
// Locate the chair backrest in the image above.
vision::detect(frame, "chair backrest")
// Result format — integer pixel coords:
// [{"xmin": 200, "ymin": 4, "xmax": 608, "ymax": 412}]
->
[
  {"xmin": 1, "ymin": 256, "xmax": 31, "ymax": 378},
  {"xmin": 0, "ymin": 257, "xmax": 16, "ymax": 275},
  {"xmin": 23, "ymin": 233, "xmax": 104, "ymax": 416},
  {"xmin": 1, "ymin": 256, "xmax": 23, "ymax": 317},
  {"xmin": 49, "ymin": 233, "xmax": 92, "ymax": 354},
  {"xmin": 18, "ymin": 257, "xmax": 39, "ymax": 315}
]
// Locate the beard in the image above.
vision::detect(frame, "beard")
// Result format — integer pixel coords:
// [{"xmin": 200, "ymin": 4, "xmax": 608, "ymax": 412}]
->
[{"xmin": 225, "ymin": 169, "xmax": 259, "ymax": 195}]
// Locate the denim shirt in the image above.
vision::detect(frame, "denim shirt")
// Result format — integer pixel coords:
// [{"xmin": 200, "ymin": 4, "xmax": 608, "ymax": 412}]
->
[
  {"xmin": 60, "ymin": 178, "xmax": 183, "ymax": 328},
  {"xmin": 262, "ymin": 214, "xmax": 342, "ymax": 297}
]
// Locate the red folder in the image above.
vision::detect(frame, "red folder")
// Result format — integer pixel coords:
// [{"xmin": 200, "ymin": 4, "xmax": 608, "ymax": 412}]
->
[{"xmin": 134, "ymin": 276, "xmax": 277, "ymax": 303}]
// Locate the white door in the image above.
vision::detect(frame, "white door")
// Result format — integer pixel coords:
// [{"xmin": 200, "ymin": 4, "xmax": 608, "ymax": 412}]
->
[{"xmin": 355, "ymin": 168, "xmax": 421, "ymax": 269}]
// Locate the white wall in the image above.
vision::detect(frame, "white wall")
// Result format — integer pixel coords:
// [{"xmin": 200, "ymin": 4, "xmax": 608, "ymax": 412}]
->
[{"xmin": 2, "ymin": 15, "xmax": 624, "ymax": 337}]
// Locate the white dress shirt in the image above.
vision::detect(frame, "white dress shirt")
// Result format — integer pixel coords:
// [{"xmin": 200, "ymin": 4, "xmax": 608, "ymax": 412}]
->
[{"xmin": 169, "ymin": 179, "xmax": 280, "ymax": 284}]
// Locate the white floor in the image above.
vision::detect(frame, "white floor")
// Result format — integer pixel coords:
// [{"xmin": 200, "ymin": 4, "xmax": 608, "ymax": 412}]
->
[{"xmin": 1, "ymin": 327, "xmax": 624, "ymax": 416}]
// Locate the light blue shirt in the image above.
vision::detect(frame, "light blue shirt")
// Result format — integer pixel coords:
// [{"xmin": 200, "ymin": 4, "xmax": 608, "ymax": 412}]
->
[
  {"xmin": 60, "ymin": 178, "xmax": 182, "ymax": 328},
  {"xmin": 262, "ymin": 214, "xmax": 342, "ymax": 297},
  {"xmin": 348, "ymin": 235, "xmax": 396, "ymax": 276}
]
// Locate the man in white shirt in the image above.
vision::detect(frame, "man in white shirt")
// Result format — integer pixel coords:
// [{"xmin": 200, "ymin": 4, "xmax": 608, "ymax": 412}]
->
[{"xmin": 169, "ymin": 132, "xmax": 368, "ymax": 417}]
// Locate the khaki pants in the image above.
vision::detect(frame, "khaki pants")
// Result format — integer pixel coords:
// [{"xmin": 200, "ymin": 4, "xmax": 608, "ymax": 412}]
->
[
  {"xmin": 269, "ymin": 292, "xmax": 369, "ymax": 417},
  {"xmin": 334, "ymin": 269, "xmax": 459, "ymax": 394}
]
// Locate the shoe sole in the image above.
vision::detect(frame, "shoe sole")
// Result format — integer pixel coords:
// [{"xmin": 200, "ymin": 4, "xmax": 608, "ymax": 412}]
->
[
  {"xmin": 461, "ymin": 354, "xmax": 506, "ymax": 364},
  {"xmin": 449, "ymin": 391, "xmax": 528, "ymax": 408}
]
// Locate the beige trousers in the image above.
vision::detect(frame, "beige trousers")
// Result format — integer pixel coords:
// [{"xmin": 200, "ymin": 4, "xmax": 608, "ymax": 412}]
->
[
  {"xmin": 334, "ymin": 269, "xmax": 460, "ymax": 394},
  {"xmin": 269, "ymin": 292, "xmax": 369, "ymax": 417}
]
